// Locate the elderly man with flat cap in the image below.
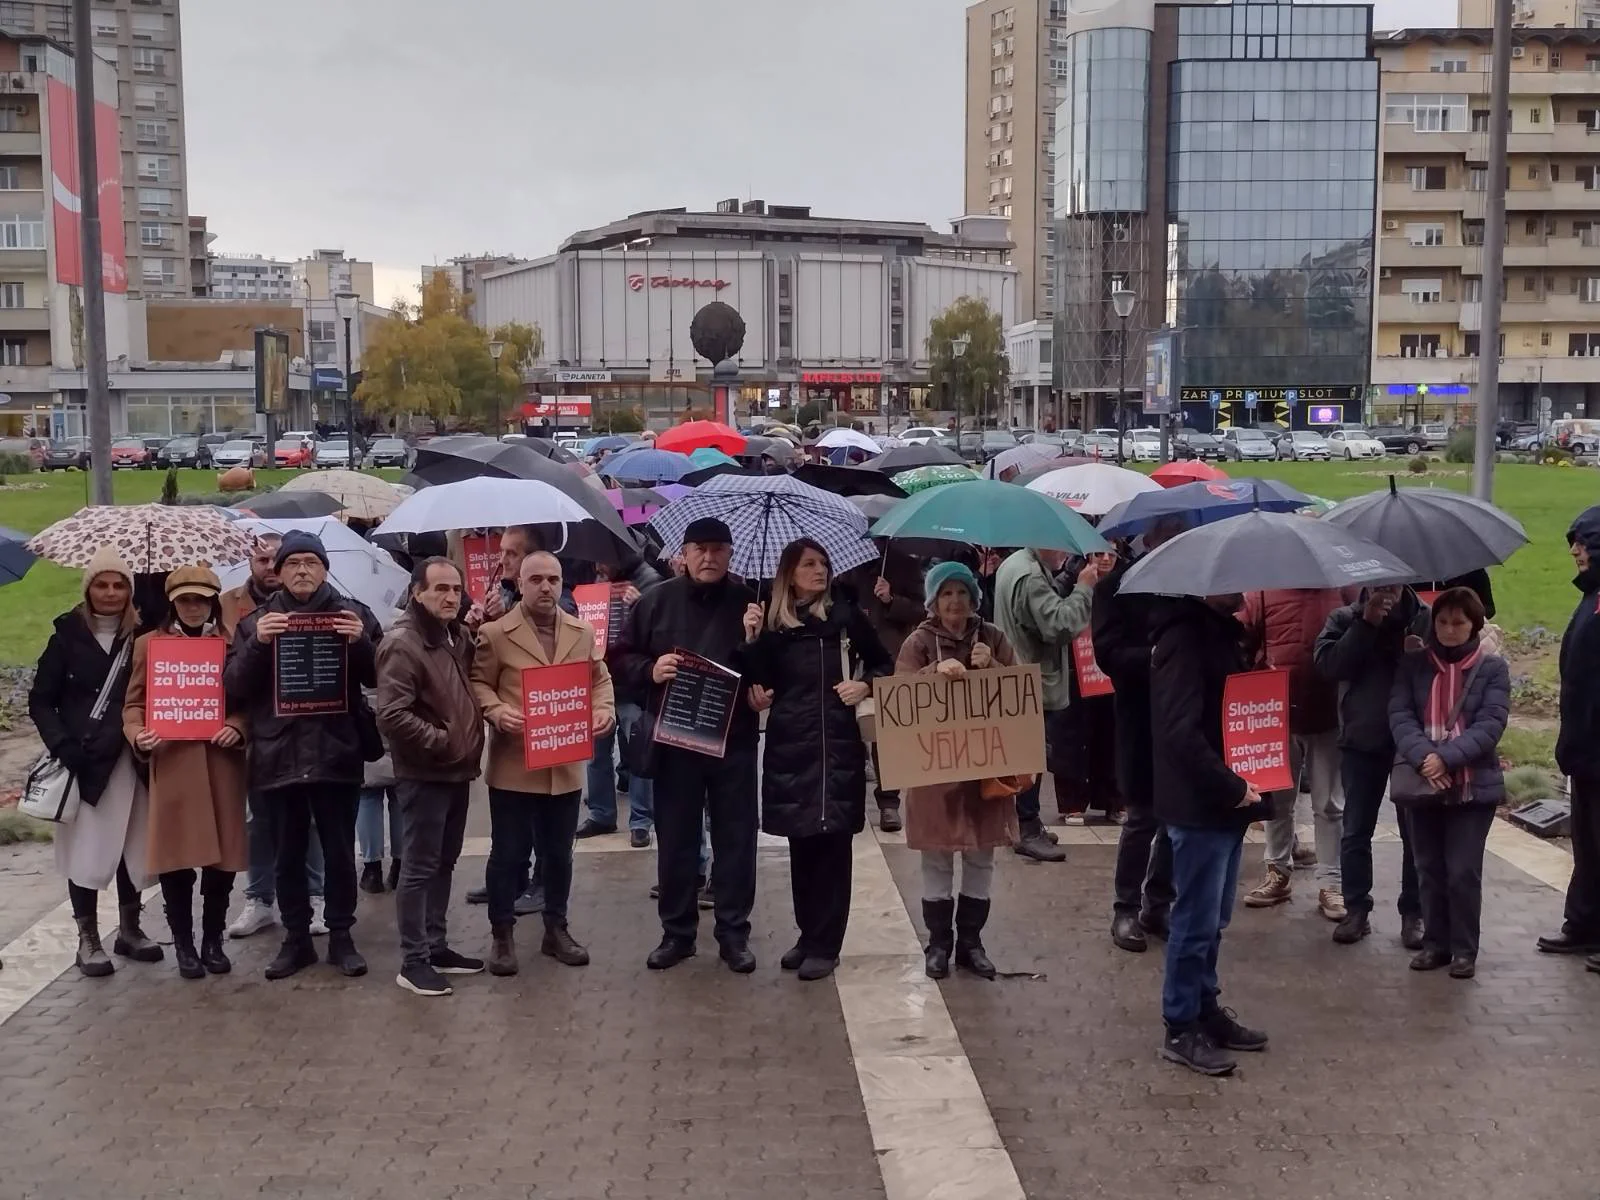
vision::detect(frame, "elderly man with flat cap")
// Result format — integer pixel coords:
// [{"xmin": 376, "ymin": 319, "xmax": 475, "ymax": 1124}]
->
[{"xmin": 613, "ymin": 517, "xmax": 766, "ymax": 973}]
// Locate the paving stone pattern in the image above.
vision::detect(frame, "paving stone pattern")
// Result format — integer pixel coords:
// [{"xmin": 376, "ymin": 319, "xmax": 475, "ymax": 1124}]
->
[
  {"xmin": 0, "ymin": 849, "xmax": 885, "ymax": 1200},
  {"xmin": 886, "ymin": 841, "xmax": 1600, "ymax": 1200}
]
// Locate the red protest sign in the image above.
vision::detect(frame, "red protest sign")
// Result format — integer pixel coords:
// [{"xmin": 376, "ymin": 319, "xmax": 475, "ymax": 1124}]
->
[
  {"xmin": 462, "ymin": 533, "xmax": 502, "ymax": 603},
  {"xmin": 1072, "ymin": 630, "xmax": 1114, "ymax": 698},
  {"xmin": 521, "ymin": 661, "xmax": 593, "ymax": 771},
  {"xmin": 1415, "ymin": 589, "xmax": 1440, "ymax": 607},
  {"xmin": 145, "ymin": 635, "xmax": 227, "ymax": 741},
  {"xmin": 572, "ymin": 582, "xmax": 629, "ymax": 648},
  {"xmin": 1221, "ymin": 669, "xmax": 1293, "ymax": 793}
]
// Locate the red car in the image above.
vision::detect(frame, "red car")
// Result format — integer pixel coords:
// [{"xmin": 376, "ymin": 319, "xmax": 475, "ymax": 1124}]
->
[
  {"xmin": 274, "ymin": 438, "xmax": 315, "ymax": 468},
  {"xmin": 110, "ymin": 437, "xmax": 153, "ymax": 469}
]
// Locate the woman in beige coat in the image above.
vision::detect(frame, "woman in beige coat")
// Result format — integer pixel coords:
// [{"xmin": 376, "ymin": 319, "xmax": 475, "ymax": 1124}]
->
[
  {"xmin": 895, "ymin": 561, "xmax": 1020, "ymax": 981},
  {"xmin": 123, "ymin": 567, "xmax": 248, "ymax": 980}
]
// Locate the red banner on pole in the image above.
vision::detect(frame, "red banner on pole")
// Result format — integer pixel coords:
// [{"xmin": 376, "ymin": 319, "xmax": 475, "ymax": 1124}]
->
[
  {"xmin": 144, "ymin": 636, "xmax": 227, "ymax": 741},
  {"xmin": 521, "ymin": 661, "xmax": 593, "ymax": 771},
  {"xmin": 1221, "ymin": 669, "xmax": 1293, "ymax": 793},
  {"xmin": 461, "ymin": 533, "xmax": 502, "ymax": 604},
  {"xmin": 1071, "ymin": 631, "xmax": 1114, "ymax": 698}
]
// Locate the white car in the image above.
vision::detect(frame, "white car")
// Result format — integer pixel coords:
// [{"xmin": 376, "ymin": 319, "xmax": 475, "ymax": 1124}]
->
[
  {"xmin": 1122, "ymin": 429, "xmax": 1162, "ymax": 462},
  {"xmin": 1326, "ymin": 428, "xmax": 1385, "ymax": 460},
  {"xmin": 899, "ymin": 426, "xmax": 944, "ymax": 444}
]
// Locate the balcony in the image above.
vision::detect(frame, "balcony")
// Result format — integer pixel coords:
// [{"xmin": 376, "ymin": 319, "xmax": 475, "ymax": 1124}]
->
[
  {"xmin": 0, "ymin": 364, "xmax": 51, "ymax": 390},
  {"xmin": 0, "ymin": 249, "xmax": 46, "ymax": 270},
  {"xmin": 0, "ymin": 306, "xmax": 48, "ymax": 332},
  {"xmin": 1504, "ymin": 181, "xmax": 1598, "ymax": 210},
  {"xmin": 1378, "ymin": 239, "xmax": 1475, "ymax": 270},
  {"xmin": 1503, "ymin": 293, "xmax": 1600, "ymax": 322},
  {"xmin": 1381, "ymin": 181, "xmax": 1482, "ymax": 216},
  {"xmin": 0, "ymin": 132, "xmax": 40, "ymax": 156},
  {"xmin": 0, "ymin": 72, "xmax": 42, "ymax": 96},
  {"xmin": 1377, "ymin": 295, "xmax": 1462, "ymax": 324},
  {"xmin": 1500, "ymin": 235, "xmax": 1600, "ymax": 267},
  {"xmin": 1382, "ymin": 68, "xmax": 1600, "ymax": 99}
]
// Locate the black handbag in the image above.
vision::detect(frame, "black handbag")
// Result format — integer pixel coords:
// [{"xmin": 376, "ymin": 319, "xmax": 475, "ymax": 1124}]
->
[
  {"xmin": 1390, "ymin": 664, "xmax": 1479, "ymax": 805},
  {"xmin": 355, "ymin": 696, "xmax": 385, "ymax": 763},
  {"xmin": 621, "ymin": 704, "xmax": 660, "ymax": 780}
]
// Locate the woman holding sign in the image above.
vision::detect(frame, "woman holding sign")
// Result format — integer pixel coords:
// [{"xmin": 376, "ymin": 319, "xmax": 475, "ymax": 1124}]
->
[
  {"xmin": 744, "ymin": 539, "xmax": 892, "ymax": 982},
  {"xmin": 895, "ymin": 562, "xmax": 1019, "ymax": 982},
  {"xmin": 1388, "ymin": 587, "xmax": 1510, "ymax": 980},
  {"xmin": 122, "ymin": 567, "xmax": 248, "ymax": 980}
]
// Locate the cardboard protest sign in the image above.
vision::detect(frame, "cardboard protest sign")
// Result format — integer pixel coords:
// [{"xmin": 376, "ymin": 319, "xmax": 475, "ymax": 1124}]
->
[
  {"xmin": 144, "ymin": 636, "xmax": 227, "ymax": 740},
  {"xmin": 461, "ymin": 533, "xmax": 502, "ymax": 604},
  {"xmin": 572, "ymin": 582, "xmax": 630, "ymax": 649},
  {"xmin": 871, "ymin": 664, "xmax": 1045, "ymax": 791},
  {"xmin": 1072, "ymin": 630, "xmax": 1114, "ymax": 698},
  {"xmin": 654, "ymin": 650, "xmax": 741, "ymax": 759},
  {"xmin": 1221, "ymin": 668, "xmax": 1293, "ymax": 793},
  {"xmin": 521, "ymin": 661, "xmax": 593, "ymax": 770},
  {"xmin": 273, "ymin": 613, "xmax": 349, "ymax": 717}
]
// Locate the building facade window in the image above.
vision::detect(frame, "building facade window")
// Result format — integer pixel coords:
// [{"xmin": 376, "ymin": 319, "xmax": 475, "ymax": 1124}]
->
[
  {"xmin": 0, "ymin": 217, "xmax": 44, "ymax": 248},
  {"xmin": 0, "ymin": 165, "xmax": 19, "ymax": 190},
  {"xmin": 139, "ymin": 222, "xmax": 168, "ymax": 247},
  {"xmin": 1400, "ymin": 333, "xmax": 1442, "ymax": 356},
  {"xmin": 1405, "ymin": 223, "xmax": 1445, "ymax": 246},
  {"xmin": 131, "ymin": 47, "xmax": 167, "ymax": 75},
  {"xmin": 141, "ymin": 257, "xmax": 176, "ymax": 286},
  {"xmin": 1384, "ymin": 92, "xmax": 1467, "ymax": 131},
  {"xmin": 137, "ymin": 155, "xmax": 173, "ymax": 182},
  {"xmin": 1400, "ymin": 278, "xmax": 1443, "ymax": 303},
  {"xmin": 138, "ymin": 187, "xmax": 175, "ymax": 214},
  {"xmin": 0, "ymin": 338, "xmax": 25, "ymax": 365},
  {"xmin": 0, "ymin": 282, "xmax": 23, "ymax": 308}
]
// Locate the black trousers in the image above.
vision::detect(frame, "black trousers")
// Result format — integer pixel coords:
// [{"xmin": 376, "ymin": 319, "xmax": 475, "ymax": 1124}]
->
[
  {"xmin": 870, "ymin": 742, "xmax": 899, "ymax": 811},
  {"xmin": 654, "ymin": 745, "xmax": 758, "ymax": 946},
  {"xmin": 67, "ymin": 857, "xmax": 141, "ymax": 919},
  {"xmin": 396, "ymin": 779, "xmax": 470, "ymax": 967},
  {"xmin": 271, "ymin": 782, "xmax": 359, "ymax": 938},
  {"xmin": 1340, "ymin": 747, "xmax": 1421, "ymax": 920},
  {"xmin": 487, "ymin": 788, "xmax": 580, "ymax": 928},
  {"xmin": 1113, "ymin": 803, "xmax": 1174, "ymax": 920},
  {"xmin": 788, "ymin": 830, "xmax": 854, "ymax": 960},
  {"xmin": 157, "ymin": 867, "xmax": 234, "ymax": 938},
  {"xmin": 1564, "ymin": 775, "xmax": 1600, "ymax": 938},
  {"xmin": 1407, "ymin": 802, "xmax": 1495, "ymax": 959}
]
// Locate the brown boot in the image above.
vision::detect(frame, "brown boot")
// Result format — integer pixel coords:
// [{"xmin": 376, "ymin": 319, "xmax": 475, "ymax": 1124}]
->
[
  {"xmin": 541, "ymin": 918, "xmax": 591, "ymax": 966},
  {"xmin": 487, "ymin": 924, "xmax": 518, "ymax": 976}
]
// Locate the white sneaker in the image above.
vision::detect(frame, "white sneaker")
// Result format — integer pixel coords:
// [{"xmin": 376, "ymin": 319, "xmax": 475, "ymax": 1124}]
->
[
  {"xmin": 309, "ymin": 899, "xmax": 328, "ymax": 937},
  {"xmin": 226, "ymin": 899, "xmax": 277, "ymax": 940}
]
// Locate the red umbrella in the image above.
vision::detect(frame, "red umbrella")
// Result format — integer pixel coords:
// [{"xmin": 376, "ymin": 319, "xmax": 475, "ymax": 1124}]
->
[
  {"xmin": 655, "ymin": 420, "xmax": 746, "ymax": 456},
  {"xmin": 1151, "ymin": 459, "xmax": 1228, "ymax": 488}
]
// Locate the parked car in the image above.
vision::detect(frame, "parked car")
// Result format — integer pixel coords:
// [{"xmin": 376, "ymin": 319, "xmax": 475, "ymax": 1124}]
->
[
  {"xmin": 899, "ymin": 426, "xmax": 944, "ymax": 445},
  {"xmin": 1552, "ymin": 419, "xmax": 1600, "ymax": 455},
  {"xmin": 1217, "ymin": 427, "xmax": 1277, "ymax": 462},
  {"xmin": 0, "ymin": 435, "xmax": 48, "ymax": 468},
  {"xmin": 157, "ymin": 436, "xmax": 210, "ymax": 469},
  {"xmin": 110, "ymin": 436, "xmax": 153, "ymax": 470},
  {"xmin": 1326, "ymin": 427, "xmax": 1386, "ymax": 460},
  {"xmin": 141, "ymin": 436, "xmax": 172, "ymax": 459},
  {"xmin": 1080, "ymin": 433, "xmax": 1119, "ymax": 460},
  {"xmin": 366, "ymin": 437, "xmax": 410, "ymax": 468},
  {"xmin": 316, "ymin": 438, "xmax": 356, "ymax": 469},
  {"xmin": 212, "ymin": 439, "xmax": 265, "ymax": 469},
  {"xmin": 274, "ymin": 438, "xmax": 315, "ymax": 469},
  {"xmin": 41, "ymin": 437, "xmax": 89, "ymax": 470},
  {"xmin": 1121, "ymin": 428, "xmax": 1162, "ymax": 463},
  {"xmin": 1276, "ymin": 430, "xmax": 1331, "ymax": 461},
  {"xmin": 1369, "ymin": 425, "xmax": 1425, "ymax": 455},
  {"xmin": 1174, "ymin": 431, "xmax": 1225, "ymax": 462}
]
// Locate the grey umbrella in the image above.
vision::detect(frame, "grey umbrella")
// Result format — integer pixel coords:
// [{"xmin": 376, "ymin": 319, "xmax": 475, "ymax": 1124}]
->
[
  {"xmin": 1322, "ymin": 478, "xmax": 1527, "ymax": 580},
  {"xmin": 1119, "ymin": 509, "xmax": 1415, "ymax": 596},
  {"xmin": 0, "ymin": 525, "xmax": 36, "ymax": 586}
]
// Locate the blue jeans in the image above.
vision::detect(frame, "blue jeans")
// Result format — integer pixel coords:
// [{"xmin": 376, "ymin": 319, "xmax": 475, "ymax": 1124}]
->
[
  {"xmin": 357, "ymin": 787, "xmax": 403, "ymax": 864},
  {"xmin": 243, "ymin": 789, "xmax": 323, "ymax": 904},
  {"xmin": 585, "ymin": 702, "xmax": 654, "ymax": 831},
  {"xmin": 1162, "ymin": 824, "xmax": 1245, "ymax": 1028}
]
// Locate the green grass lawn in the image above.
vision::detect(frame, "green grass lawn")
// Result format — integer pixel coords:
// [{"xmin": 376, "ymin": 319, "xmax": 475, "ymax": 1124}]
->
[{"xmin": 0, "ymin": 467, "xmax": 400, "ymax": 666}]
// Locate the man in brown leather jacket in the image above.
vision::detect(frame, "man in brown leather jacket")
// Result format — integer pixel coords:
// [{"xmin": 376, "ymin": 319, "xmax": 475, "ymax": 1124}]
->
[{"xmin": 376, "ymin": 557, "xmax": 486, "ymax": 998}]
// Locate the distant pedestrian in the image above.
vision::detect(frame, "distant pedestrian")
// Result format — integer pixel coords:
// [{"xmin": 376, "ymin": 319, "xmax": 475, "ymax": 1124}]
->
[
  {"xmin": 896, "ymin": 563, "xmax": 1017, "ymax": 981},
  {"xmin": 1389, "ymin": 587, "xmax": 1509, "ymax": 980},
  {"xmin": 745, "ymin": 539, "xmax": 892, "ymax": 982},
  {"xmin": 376, "ymin": 558, "xmax": 487, "ymax": 997},
  {"xmin": 122, "ymin": 567, "xmax": 247, "ymax": 980}
]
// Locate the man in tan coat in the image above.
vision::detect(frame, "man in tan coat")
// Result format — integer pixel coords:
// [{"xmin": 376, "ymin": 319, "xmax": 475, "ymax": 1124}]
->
[{"xmin": 472, "ymin": 551, "xmax": 614, "ymax": 975}]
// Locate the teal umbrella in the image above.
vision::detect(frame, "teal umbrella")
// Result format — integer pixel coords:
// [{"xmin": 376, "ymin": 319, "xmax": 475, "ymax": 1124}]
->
[
  {"xmin": 689, "ymin": 447, "xmax": 740, "ymax": 469},
  {"xmin": 870, "ymin": 479, "xmax": 1110, "ymax": 554},
  {"xmin": 891, "ymin": 463, "xmax": 978, "ymax": 494}
]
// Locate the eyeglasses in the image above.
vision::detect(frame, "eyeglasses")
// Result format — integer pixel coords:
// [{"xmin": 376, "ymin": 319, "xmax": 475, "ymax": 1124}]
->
[{"xmin": 281, "ymin": 556, "xmax": 322, "ymax": 571}]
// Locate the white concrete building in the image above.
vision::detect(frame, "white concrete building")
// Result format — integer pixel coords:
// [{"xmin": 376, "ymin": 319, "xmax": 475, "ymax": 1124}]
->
[
  {"xmin": 209, "ymin": 255, "xmax": 294, "ymax": 302},
  {"xmin": 479, "ymin": 203, "xmax": 1019, "ymax": 427},
  {"xmin": 1004, "ymin": 320, "xmax": 1053, "ymax": 429}
]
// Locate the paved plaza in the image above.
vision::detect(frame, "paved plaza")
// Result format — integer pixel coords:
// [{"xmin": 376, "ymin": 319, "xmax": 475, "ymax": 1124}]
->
[{"xmin": 0, "ymin": 798, "xmax": 1596, "ymax": 1200}]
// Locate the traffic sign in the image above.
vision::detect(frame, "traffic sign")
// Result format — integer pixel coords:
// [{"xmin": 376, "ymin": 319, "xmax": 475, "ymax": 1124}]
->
[
  {"xmin": 1284, "ymin": 388, "xmax": 1299, "ymax": 406},
  {"xmin": 1208, "ymin": 391, "xmax": 1222, "ymax": 409},
  {"xmin": 1244, "ymin": 390, "xmax": 1259, "ymax": 409},
  {"xmin": 312, "ymin": 367, "xmax": 344, "ymax": 391}
]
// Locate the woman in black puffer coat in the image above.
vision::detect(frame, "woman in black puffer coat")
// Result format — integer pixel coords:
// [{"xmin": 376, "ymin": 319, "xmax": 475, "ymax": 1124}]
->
[{"xmin": 745, "ymin": 538, "xmax": 892, "ymax": 982}]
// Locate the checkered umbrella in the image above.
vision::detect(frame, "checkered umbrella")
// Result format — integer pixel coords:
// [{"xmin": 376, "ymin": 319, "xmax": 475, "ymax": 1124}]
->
[{"xmin": 648, "ymin": 473, "xmax": 877, "ymax": 581}]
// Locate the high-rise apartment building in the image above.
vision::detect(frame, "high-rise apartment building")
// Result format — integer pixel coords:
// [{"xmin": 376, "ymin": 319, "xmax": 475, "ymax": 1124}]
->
[
  {"xmin": 0, "ymin": 0, "xmax": 190, "ymax": 297},
  {"xmin": 1459, "ymin": 0, "xmax": 1600, "ymax": 27},
  {"xmin": 293, "ymin": 248, "xmax": 374, "ymax": 304},
  {"xmin": 965, "ymin": 0, "xmax": 1070, "ymax": 323},
  {"xmin": 209, "ymin": 254, "xmax": 294, "ymax": 302},
  {"xmin": 1372, "ymin": 23, "xmax": 1600, "ymax": 423}
]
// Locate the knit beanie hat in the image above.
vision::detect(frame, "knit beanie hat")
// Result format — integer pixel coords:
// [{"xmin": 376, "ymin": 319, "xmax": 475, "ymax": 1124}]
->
[
  {"xmin": 924, "ymin": 560, "xmax": 981, "ymax": 610},
  {"xmin": 274, "ymin": 529, "xmax": 330, "ymax": 571},
  {"xmin": 81, "ymin": 544, "xmax": 133, "ymax": 599}
]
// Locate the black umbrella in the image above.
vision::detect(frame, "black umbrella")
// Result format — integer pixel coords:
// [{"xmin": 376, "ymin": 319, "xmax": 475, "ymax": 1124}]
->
[
  {"xmin": 231, "ymin": 491, "xmax": 348, "ymax": 519},
  {"xmin": 1120, "ymin": 510, "xmax": 1415, "ymax": 596},
  {"xmin": 796, "ymin": 463, "xmax": 909, "ymax": 499},
  {"xmin": 517, "ymin": 436, "xmax": 579, "ymax": 464},
  {"xmin": 861, "ymin": 443, "xmax": 965, "ymax": 473},
  {"xmin": 0, "ymin": 524, "xmax": 36, "ymax": 586},
  {"xmin": 1322, "ymin": 477, "xmax": 1528, "ymax": 580},
  {"xmin": 407, "ymin": 436, "xmax": 637, "ymax": 565}
]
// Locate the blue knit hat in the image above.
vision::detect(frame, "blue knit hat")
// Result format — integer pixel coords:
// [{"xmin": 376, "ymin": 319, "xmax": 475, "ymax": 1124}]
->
[
  {"xmin": 924, "ymin": 561, "xmax": 981, "ymax": 610},
  {"xmin": 274, "ymin": 529, "xmax": 329, "ymax": 571}
]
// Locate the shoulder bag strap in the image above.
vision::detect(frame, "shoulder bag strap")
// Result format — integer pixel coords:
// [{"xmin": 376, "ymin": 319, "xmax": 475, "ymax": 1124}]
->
[
  {"xmin": 88, "ymin": 638, "xmax": 133, "ymax": 723},
  {"xmin": 1443, "ymin": 662, "xmax": 1481, "ymax": 731}
]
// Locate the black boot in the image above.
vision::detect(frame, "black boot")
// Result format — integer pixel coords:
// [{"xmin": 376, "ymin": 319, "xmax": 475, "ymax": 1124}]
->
[
  {"xmin": 879, "ymin": 805, "xmax": 903, "ymax": 834},
  {"xmin": 358, "ymin": 862, "xmax": 385, "ymax": 894},
  {"xmin": 954, "ymin": 894, "xmax": 996, "ymax": 980},
  {"xmin": 166, "ymin": 898, "xmax": 203, "ymax": 980},
  {"xmin": 113, "ymin": 902, "xmax": 164, "ymax": 963},
  {"xmin": 326, "ymin": 930, "xmax": 368, "ymax": 977},
  {"xmin": 200, "ymin": 889, "xmax": 232, "ymax": 975},
  {"xmin": 922, "ymin": 898, "xmax": 955, "ymax": 979},
  {"xmin": 265, "ymin": 933, "xmax": 317, "ymax": 981}
]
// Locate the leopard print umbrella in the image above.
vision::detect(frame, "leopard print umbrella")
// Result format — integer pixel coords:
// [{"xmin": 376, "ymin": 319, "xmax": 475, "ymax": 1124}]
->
[{"xmin": 27, "ymin": 503, "xmax": 258, "ymax": 573}]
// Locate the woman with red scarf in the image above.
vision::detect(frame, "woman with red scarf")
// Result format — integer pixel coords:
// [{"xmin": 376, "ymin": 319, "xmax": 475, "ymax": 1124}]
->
[{"xmin": 1388, "ymin": 587, "xmax": 1510, "ymax": 979}]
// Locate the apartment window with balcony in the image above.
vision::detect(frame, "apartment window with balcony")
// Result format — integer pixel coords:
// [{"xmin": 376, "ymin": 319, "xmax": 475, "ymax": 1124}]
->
[
  {"xmin": 1001, "ymin": 176, "xmax": 1013, "ymax": 197},
  {"xmin": 1406, "ymin": 165, "xmax": 1448, "ymax": 191},
  {"xmin": 93, "ymin": 16, "xmax": 117, "ymax": 37},
  {"xmin": 1580, "ymin": 165, "xmax": 1600, "ymax": 190},
  {"xmin": 137, "ymin": 155, "xmax": 172, "ymax": 182},
  {"xmin": 1468, "ymin": 166, "xmax": 1488, "ymax": 191},
  {"xmin": 1464, "ymin": 221, "xmax": 1485, "ymax": 245},
  {"xmin": 1428, "ymin": 53, "xmax": 1469, "ymax": 73},
  {"xmin": 1048, "ymin": 0, "xmax": 1071, "ymax": 17},
  {"xmin": 139, "ymin": 222, "xmax": 168, "ymax": 247},
  {"xmin": 0, "ymin": 166, "xmax": 19, "ymax": 191},
  {"xmin": 135, "ymin": 120, "xmax": 170, "ymax": 148},
  {"xmin": 134, "ymin": 85, "xmax": 169, "ymax": 112},
  {"xmin": 1569, "ymin": 332, "xmax": 1600, "ymax": 355},
  {"xmin": 0, "ymin": 2, "xmax": 31, "ymax": 26},
  {"xmin": 1581, "ymin": 277, "xmax": 1600, "ymax": 302},
  {"xmin": 132, "ymin": 48, "xmax": 167, "ymax": 76},
  {"xmin": 1400, "ymin": 334, "xmax": 1442, "ymax": 357},
  {"xmin": 45, "ymin": 8, "xmax": 67, "ymax": 37},
  {"xmin": 0, "ymin": 338, "xmax": 25, "ymax": 366},
  {"xmin": 138, "ymin": 187, "xmax": 174, "ymax": 215},
  {"xmin": 0, "ymin": 282, "xmax": 23, "ymax": 309},
  {"xmin": 1049, "ymin": 56, "xmax": 1070, "ymax": 81},
  {"xmin": 989, "ymin": 96, "xmax": 1003, "ymax": 117},
  {"xmin": 308, "ymin": 320, "xmax": 337, "ymax": 343},
  {"xmin": 132, "ymin": 11, "xmax": 170, "ymax": 39},
  {"xmin": 0, "ymin": 218, "xmax": 44, "ymax": 249},
  {"xmin": 1386, "ymin": 93, "xmax": 1468, "ymax": 132},
  {"xmin": 141, "ymin": 258, "xmax": 176, "ymax": 286},
  {"xmin": 1406, "ymin": 223, "xmax": 1446, "ymax": 246},
  {"xmin": 1529, "ymin": 164, "xmax": 1543, "ymax": 181},
  {"xmin": 1543, "ymin": 329, "xmax": 1553, "ymax": 346},
  {"xmin": 1401, "ymin": 278, "xmax": 1444, "ymax": 304},
  {"xmin": 1531, "ymin": 106, "xmax": 1544, "ymax": 124},
  {"xmin": 989, "ymin": 123, "xmax": 1002, "ymax": 143},
  {"xmin": 1472, "ymin": 109, "xmax": 1490, "ymax": 131},
  {"xmin": 1525, "ymin": 274, "xmax": 1542, "ymax": 294},
  {"xmin": 1464, "ymin": 277, "xmax": 1484, "ymax": 302}
]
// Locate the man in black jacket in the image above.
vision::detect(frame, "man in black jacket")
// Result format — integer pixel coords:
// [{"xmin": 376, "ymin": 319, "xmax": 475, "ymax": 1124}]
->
[
  {"xmin": 1540, "ymin": 506, "xmax": 1600, "ymax": 961},
  {"xmin": 1093, "ymin": 520, "xmax": 1187, "ymax": 953},
  {"xmin": 1314, "ymin": 585, "xmax": 1430, "ymax": 948},
  {"xmin": 612, "ymin": 517, "xmax": 765, "ymax": 973},
  {"xmin": 1150, "ymin": 595, "xmax": 1268, "ymax": 1077},
  {"xmin": 224, "ymin": 530, "xmax": 381, "ymax": 981}
]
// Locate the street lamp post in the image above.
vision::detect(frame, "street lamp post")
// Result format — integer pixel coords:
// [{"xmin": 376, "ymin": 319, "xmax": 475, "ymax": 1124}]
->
[
  {"xmin": 951, "ymin": 333, "xmax": 971, "ymax": 454},
  {"xmin": 335, "ymin": 291, "xmax": 359, "ymax": 463},
  {"xmin": 488, "ymin": 340, "xmax": 506, "ymax": 437},
  {"xmin": 1111, "ymin": 285, "xmax": 1136, "ymax": 468}
]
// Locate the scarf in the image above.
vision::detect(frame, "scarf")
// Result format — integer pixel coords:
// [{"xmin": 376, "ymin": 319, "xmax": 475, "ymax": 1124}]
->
[{"xmin": 1425, "ymin": 636, "xmax": 1483, "ymax": 800}]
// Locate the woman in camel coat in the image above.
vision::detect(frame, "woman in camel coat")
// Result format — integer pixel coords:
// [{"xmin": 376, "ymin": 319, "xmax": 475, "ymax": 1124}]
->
[{"xmin": 123, "ymin": 566, "xmax": 248, "ymax": 980}]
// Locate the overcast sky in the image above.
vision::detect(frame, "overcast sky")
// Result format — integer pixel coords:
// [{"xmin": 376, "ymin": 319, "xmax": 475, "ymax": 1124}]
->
[{"xmin": 184, "ymin": 0, "xmax": 1455, "ymax": 309}]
